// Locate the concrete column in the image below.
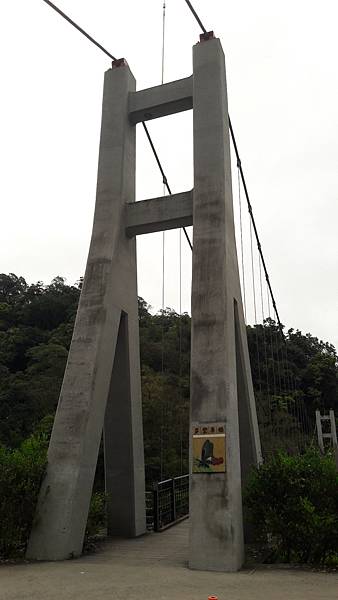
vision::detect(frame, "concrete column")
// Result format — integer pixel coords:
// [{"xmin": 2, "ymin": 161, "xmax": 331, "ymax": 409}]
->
[
  {"xmin": 189, "ymin": 37, "xmax": 261, "ymax": 572},
  {"xmin": 27, "ymin": 61, "xmax": 146, "ymax": 561},
  {"xmin": 104, "ymin": 310, "xmax": 145, "ymax": 537}
]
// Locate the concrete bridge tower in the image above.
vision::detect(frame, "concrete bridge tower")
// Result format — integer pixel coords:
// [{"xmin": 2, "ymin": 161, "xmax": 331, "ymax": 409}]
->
[{"xmin": 27, "ymin": 34, "xmax": 261, "ymax": 572}]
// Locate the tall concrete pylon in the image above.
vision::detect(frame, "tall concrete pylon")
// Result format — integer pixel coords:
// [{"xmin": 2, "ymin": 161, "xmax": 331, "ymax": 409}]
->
[
  {"xmin": 189, "ymin": 35, "xmax": 262, "ymax": 572},
  {"xmin": 27, "ymin": 60, "xmax": 146, "ymax": 560},
  {"xmin": 27, "ymin": 34, "xmax": 261, "ymax": 571}
]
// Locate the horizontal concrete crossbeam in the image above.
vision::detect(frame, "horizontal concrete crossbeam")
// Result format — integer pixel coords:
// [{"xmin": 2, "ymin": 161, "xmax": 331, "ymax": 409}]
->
[
  {"xmin": 128, "ymin": 76, "xmax": 193, "ymax": 124},
  {"xmin": 125, "ymin": 191, "xmax": 193, "ymax": 237}
]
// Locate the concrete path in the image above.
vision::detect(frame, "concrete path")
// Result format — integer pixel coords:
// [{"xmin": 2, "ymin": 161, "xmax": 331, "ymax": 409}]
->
[{"xmin": 1, "ymin": 521, "xmax": 337, "ymax": 600}]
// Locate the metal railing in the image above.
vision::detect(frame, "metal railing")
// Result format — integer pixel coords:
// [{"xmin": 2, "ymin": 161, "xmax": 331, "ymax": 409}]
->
[{"xmin": 146, "ymin": 474, "xmax": 189, "ymax": 532}]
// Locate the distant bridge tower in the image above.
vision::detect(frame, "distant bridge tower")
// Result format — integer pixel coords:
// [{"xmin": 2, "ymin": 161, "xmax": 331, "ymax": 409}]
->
[
  {"xmin": 27, "ymin": 34, "xmax": 261, "ymax": 572},
  {"xmin": 316, "ymin": 410, "xmax": 337, "ymax": 450}
]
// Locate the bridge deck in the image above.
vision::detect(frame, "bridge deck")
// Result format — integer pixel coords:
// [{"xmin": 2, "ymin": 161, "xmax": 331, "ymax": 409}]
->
[{"xmin": 1, "ymin": 521, "xmax": 337, "ymax": 600}]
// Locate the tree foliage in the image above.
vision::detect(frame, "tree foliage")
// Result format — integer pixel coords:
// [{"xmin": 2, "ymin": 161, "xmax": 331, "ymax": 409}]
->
[
  {"xmin": 0, "ymin": 273, "xmax": 337, "ymax": 483},
  {"xmin": 0, "ymin": 433, "xmax": 47, "ymax": 558},
  {"xmin": 246, "ymin": 320, "xmax": 338, "ymax": 455},
  {"xmin": 0, "ymin": 274, "xmax": 79, "ymax": 448},
  {"xmin": 244, "ymin": 450, "xmax": 338, "ymax": 565}
]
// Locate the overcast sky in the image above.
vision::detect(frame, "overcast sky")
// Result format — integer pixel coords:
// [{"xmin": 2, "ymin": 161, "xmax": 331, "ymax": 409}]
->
[{"xmin": 0, "ymin": 0, "xmax": 337, "ymax": 350}]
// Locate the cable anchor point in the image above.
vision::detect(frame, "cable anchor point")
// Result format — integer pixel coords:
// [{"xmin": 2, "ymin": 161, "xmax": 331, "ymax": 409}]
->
[
  {"xmin": 200, "ymin": 31, "xmax": 215, "ymax": 42},
  {"xmin": 111, "ymin": 58, "xmax": 128, "ymax": 69}
]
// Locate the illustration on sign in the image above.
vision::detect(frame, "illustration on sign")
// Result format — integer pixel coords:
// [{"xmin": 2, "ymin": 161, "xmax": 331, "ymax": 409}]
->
[{"xmin": 192, "ymin": 423, "xmax": 226, "ymax": 474}]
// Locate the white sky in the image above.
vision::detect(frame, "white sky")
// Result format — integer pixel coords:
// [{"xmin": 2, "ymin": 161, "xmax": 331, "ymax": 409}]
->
[{"xmin": 0, "ymin": 1, "xmax": 337, "ymax": 350}]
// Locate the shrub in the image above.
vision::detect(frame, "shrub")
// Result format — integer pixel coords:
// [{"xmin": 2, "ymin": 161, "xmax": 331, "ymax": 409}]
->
[
  {"xmin": 85, "ymin": 492, "xmax": 107, "ymax": 539},
  {"xmin": 0, "ymin": 431, "xmax": 107, "ymax": 559},
  {"xmin": 244, "ymin": 450, "xmax": 338, "ymax": 565},
  {"xmin": 0, "ymin": 435, "xmax": 47, "ymax": 558}
]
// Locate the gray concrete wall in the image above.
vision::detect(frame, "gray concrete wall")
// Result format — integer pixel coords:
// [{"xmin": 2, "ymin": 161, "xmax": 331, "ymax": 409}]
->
[
  {"xmin": 125, "ymin": 191, "xmax": 193, "ymax": 236},
  {"xmin": 129, "ymin": 76, "xmax": 193, "ymax": 124},
  {"xmin": 27, "ymin": 62, "xmax": 146, "ymax": 561},
  {"xmin": 189, "ymin": 37, "xmax": 261, "ymax": 572}
]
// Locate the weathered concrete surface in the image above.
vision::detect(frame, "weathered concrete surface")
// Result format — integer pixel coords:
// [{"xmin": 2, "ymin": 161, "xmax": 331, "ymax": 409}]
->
[
  {"xmin": 2, "ymin": 522, "xmax": 337, "ymax": 600},
  {"xmin": 27, "ymin": 62, "xmax": 146, "ymax": 560},
  {"xmin": 189, "ymin": 37, "xmax": 262, "ymax": 571},
  {"xmin": 129, "ymin": 75, "xmax": 193, "ymax": 124},
  {"xmin": 125, "ymin": 191, "xmax": 193, "ymax": 237},
  {"xmin": 27, "ymin": 37, "xmax": 260, "ymax": 570}
]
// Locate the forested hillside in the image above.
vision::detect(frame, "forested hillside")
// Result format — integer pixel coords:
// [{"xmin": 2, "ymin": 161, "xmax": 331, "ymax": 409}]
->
[{"xmin": 0, "ymin": 273, "xmax": 337, "ymax": 483}]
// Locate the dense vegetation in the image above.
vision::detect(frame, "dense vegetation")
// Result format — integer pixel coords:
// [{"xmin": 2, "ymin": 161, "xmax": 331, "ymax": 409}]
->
[
  {"xmin": 0, "ymin": 430, "xmax": 106, "ymax": 559},
  {"xmin": 0, "ymin": 273, "xmax": 337, "ymax": 562},
  {"xmin": 0, "ymin": 273, "xmax": 337, "ymax": 478},
  {"xmin": 0, "ymin": 433, "xmax": 47, "ymax": 558},
  {"xmin": 245, "ymin": 450, "xmax": 338, "ymax": 565}
]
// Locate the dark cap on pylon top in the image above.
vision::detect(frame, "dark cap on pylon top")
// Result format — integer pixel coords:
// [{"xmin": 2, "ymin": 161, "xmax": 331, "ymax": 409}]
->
[
  {"xmin": 208, "ymin": 596, "xmax": 218, "ymax": 600},
  {"xmin": 111, "ymin": 58, "xmax": 128, "ymax": 69},
  {"xmin": 200, "ymin": 31, "xmax": 215, "ymax": 42}
]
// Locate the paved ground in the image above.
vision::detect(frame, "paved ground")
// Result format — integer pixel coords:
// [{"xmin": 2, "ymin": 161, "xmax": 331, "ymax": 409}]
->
[{"xmin": 1, "ymin": 521, "xmax": 337, "ymax": 600}]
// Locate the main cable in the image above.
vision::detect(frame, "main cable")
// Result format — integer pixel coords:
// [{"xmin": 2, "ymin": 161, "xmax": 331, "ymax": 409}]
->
[
  {"xmin": 40, "ymin": 0, "xmax": 193, "ymax": 252},
  {"xmin": 183, "ymin": 0, "xmax": 207, "ymax": 33},
  {"xmin": 228, "ymin": 118, "xmax": 283, "ymax": 337},
  {"xmin": 41, "ymin": 0, "xmax": 116, "ymax": 61},
  {"xmin": 142, "ymin": 123, "xmax": 193, "ymax": 250},
  {"xmin": 182, "ymin": 0, "xmax": 285, "ymax": 337}
]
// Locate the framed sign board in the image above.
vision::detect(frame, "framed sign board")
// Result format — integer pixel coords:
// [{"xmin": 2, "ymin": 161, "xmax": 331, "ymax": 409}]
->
[{"xmin": 192, "ymin": 423, "xmax": 226, "ymax": 474}]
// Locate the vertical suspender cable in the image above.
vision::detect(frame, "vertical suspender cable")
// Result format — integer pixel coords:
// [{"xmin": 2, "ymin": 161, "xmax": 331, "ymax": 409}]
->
[
  {"xmin": 249, "ymin": 220, "xmax": 262, "ymax": 448},
  {"xmin": 160, "ymin": 1, "xmax": 166, "ymax": 482},
  {"xmin": 274, "ymin": 308, "xmax": 283, "ymax": 396},
  {"xmin": 267, "ymin": 300, "xmax": 277, "ymax": 449},
  {"xmin": 258, "ymin": 255, "xmax": 271, "ymax": 451},
  {"xmin": 259, "ymin": 255, "xmax": 265, "ymax": 323},
  {"xmin": 161, "ymin": 0, "xmax": 166, "ymax": 314},
  {"xmin": 238, "ymin": 167, "xmax": 247, "ymax": 321},
  {"xmin": 264, "ymin": 281, "xmax": 273, "ymax": 453},
  {"xmin": 249, "ymin": 220, "xmax": 257, "ymax": 324},
  {"xmin": 161, "ymin": 1, "xmax": 166, "ymax": 85},
  {"xmin": 179, "ymin": 228, "xmax": 184, "ymax": 474}
]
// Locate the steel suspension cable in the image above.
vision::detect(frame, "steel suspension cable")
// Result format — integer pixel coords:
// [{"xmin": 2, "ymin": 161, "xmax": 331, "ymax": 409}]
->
[
  {"xmin": 179, "ymin": 228, "xmax": 184, "ymax": 474},
  {"xmin": 258, "ymin": 256, "xmax": 274, "ymax": 453},
  {"xmin": 280, "ymin": 333, "xmax": 294, "ymax": 449},
  {"xmin": 237, "ymin": 168, "xmax": 247, "ymax": 321},
  {"xmin": 182, "ymin": 0, "xmax": 286, "ymax": 346},
  {"xmin": 161, "ymin": 1, "xmax": 166, "ymax": 84},
  {"xmin": 249, "ymin": 221, "xmax": 264, "ymax": 438},
  {"xmin": 285, "ymin": 337, "xmax": 302, "ymax": 450},
  {"xmin": 160, "ymin": 1, "xmax": 167, "ymax": 482},
  {"xmin": 41, "ymin": 0, "xmax": 117, "ymax": 60},
  {"xmin": 183, "ymin": 0, "xmax": 208, "ymax": 33},
  {"xmin": 141, "ymin": 123, "xmax": 193, "ymax": 250},
  {"xmin": 262, "ymin": 316, "xmax": 272, "ymax": 452},
  {"xmin": 161, "ymin": 1, "xmax": 166, "ymax": 315},
  {"xmin": 267, "ymin": 281, "xmax": 271, "ymax": 318},
  {"xmin": 182, "ymin": 0, "xmax": 285, "ymax": 337},
  {"xmin": 273, "ymin": 309, "xmax": 283, "ymax": 395},
  {"xmin": 249, "ymin": 221, "xmax": 258, "ymax": 324},
  {"xmin": 40, "ymin": 0, "xmax": 193, "ymax": 253},
  {"xmin": 161, "ymin": 0, "xmax": 166, "ymax": 312},
  {"xmin": 229, "ymin": 119, "xmax": 283, "ymax": 338},
  {"xmin": 259, "ymin": 255, "xmax": 265, "ymax": 323},
  {"xmin": 43, "ymin": 0, "xmax": 283, "ymax": 324},
  {"xmin": 268, "ymin": 311, "xmax": 277, "ymax": 407}
]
